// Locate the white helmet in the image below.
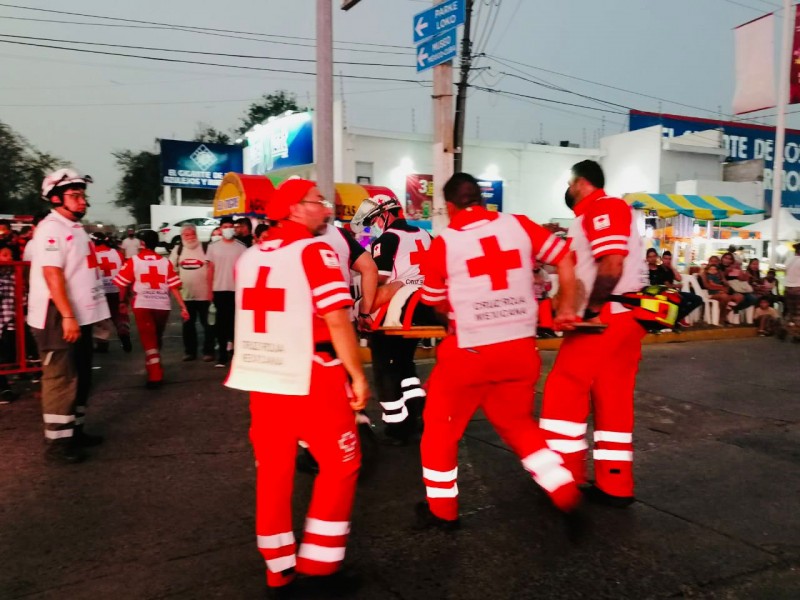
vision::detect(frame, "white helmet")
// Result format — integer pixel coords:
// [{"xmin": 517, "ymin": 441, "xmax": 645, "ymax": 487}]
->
[
  {"xmin": 41, "ymin": 168, "xmax": 93, "ymax": 200},
  {"xmin": 350, "ymin": 194, "xmax": 401, "ymax": 234}
]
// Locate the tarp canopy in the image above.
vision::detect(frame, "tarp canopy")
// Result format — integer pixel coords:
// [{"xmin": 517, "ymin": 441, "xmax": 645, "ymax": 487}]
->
[
  {"xmin": 213, "ymin": 173, "xmax": 398, "ymax": 222},
  {"xmin": 624, "ymin": 193, "xmax": 765, "ymax": 220},
  {"xmin": 738, "ymin": 207, "xmax": 800, "ymax": 240},
  {"xmin": 213, "ymin": 173, "xmax": 275, "ymax": 217}
]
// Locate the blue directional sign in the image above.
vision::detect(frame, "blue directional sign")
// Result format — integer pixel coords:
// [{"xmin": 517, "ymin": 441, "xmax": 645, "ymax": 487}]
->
[
  {"xmin": 412, "ymin": 0, "xmax": 465, "ymax": 45},
  {"xmin": 416, "ymin": 30, "xmax": 458, "ymax": 72}
]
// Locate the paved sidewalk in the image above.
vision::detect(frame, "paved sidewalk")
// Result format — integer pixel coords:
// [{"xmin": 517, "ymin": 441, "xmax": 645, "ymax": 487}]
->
[{"xmin": 0, "ymin": 319, "xmax": 798, "ymax": 599}]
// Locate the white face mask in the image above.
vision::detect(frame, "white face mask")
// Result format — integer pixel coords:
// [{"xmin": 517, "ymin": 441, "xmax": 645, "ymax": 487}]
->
[
  {"xmin": 211, "ymin": 235, "xmax": 222, "ymax": 243},
  {"xmin": 221, "ymin": 228, "xmax": 235, "ymax": 240}
]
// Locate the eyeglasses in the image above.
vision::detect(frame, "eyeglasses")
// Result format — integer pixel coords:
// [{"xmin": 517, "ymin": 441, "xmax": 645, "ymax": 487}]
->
[{"xmin": 300, "ymin": 199, "xmax": 334, "ymax": 209}]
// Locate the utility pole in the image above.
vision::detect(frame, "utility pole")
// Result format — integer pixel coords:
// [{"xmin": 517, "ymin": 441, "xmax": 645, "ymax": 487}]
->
[
  {"xmin": 453, "ymin": 0, "xmax": 474, "ymax": 174},
  {"xmin": 431, "ymin": 0, "xmax": 455, "ymax": 234},
  {"xmin": 316, "ymin": 0, "xmax": 334, "ymax": 204}
]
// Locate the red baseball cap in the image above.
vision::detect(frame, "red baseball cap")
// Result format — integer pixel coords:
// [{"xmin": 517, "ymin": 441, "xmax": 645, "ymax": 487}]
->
[{"xmin": 268, "ymin": 179, "xmax": 316, "ymax": 220}]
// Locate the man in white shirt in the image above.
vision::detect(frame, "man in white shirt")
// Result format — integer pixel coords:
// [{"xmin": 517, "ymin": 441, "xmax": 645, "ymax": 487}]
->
[
  {"xmin": 120, "ymin": 228, "xmax": 141, "ymax": 259},
  {"xmin": 784, "ymin": 242, "xmax": 800, "ymax": 340},
  {"xmin": 206, "ymin": 216, "xmax": 246, "ymax": 367},
  {"xmin": 28, "ymin": 168, "xmax": 110, "ymax": 464},
  {"xmin": 170, "ymin": 224, "xmax": 215, "ymax": 361}
]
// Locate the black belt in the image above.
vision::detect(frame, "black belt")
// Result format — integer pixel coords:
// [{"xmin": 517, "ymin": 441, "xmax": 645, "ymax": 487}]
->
[{"xmin": 314, "ymin": 342, "xmax": 336, "ymax": 357}]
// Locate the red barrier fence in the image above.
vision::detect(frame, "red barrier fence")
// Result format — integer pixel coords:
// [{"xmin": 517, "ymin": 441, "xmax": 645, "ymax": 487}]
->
[{"xmin": 0, "ymin": 261, "xmax": 40, "ymax": 376}]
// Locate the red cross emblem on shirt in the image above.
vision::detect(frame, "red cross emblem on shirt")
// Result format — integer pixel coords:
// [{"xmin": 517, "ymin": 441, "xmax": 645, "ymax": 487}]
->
[
  {"xmin": 409, "ymin": 239, "xmax": 427, "ymax": 266},
  {"xmin": 140, "ymin": 265, "xmax": 166, "ymax": 289},
  {"xmin": 466, "ymin": 236, "xmax": 522, "ymax": 291},
  {"xmin": 97, "ymin": 255, "xmax": 117, "ymax": 277},
  {"xmin": 242, "ymin": 266, "xmax": 286, "ymax": 334}
]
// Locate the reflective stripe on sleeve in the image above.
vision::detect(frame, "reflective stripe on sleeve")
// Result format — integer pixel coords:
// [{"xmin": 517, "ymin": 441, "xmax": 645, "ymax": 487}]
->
[
  {"xmin": 312, "ymin": 281, "xmax": 349, "ymax": 297},
  {"xmin": 401, "ymin": 377, "xmax": 421, "ymax": 388},
  {"xmin": 380, "ymin": 399, "xmax": 406, "ymax": 412},
  {"xmin": 402, "ymin": 388, "xmax": 426, "ymax": 400},
  {"xmin": 316, "ymin": 293, "xmax": 353, "ymax": 309}
]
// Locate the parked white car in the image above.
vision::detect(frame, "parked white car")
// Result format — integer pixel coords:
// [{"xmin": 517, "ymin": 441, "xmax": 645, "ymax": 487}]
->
[{"xmin": 158, "ymin": 217, "xmax": 219, "ymax": 247}]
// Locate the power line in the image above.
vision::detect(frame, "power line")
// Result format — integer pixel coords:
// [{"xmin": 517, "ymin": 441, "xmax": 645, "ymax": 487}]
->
[
  {"xmin": 0, "ymin": 3, "xmax": 413, "ymax": 50},
  {"xmin": 0, "ymin": 14, "xmax": 415, "ymax": 56},
  {"xmin": 483, "ymin": 53, "xmax": 731, "ymax": 118},
  {"xmin": 494, "ymin": 70, "xmax": 633, "ymax": 111},
  {"xmin": 469, "ymin": 84, "xmax": 628, "ymax": 115},
  {"xmin": 0, "ymin": 33, "xmax": 414, "ymax": 68},
  {"xmin": 0, "ymin": 38, "xmax": 426, "ymax": 84}
]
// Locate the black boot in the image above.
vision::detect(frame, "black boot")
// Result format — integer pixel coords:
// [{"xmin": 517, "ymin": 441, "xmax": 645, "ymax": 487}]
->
[
  {"xmin": 412, "ymin": 501, "xmax": 460, "ymax": 532},
  {"xmin": 45, "ymin": 439, "xmax": 86, "ymax": 464},
  {"xmin": 582, "ymin": 483, "xmax": 635, "ymax": 508},
  {"xmin": 120, "ymin": 335, "xmax": 132, "ymax": 353},
  {"xmin": 94, "ymin": 340, "xmax": 109, "ymax": 353}
]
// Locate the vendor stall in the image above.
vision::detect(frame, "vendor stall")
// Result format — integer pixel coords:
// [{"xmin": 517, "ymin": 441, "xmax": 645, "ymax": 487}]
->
[
  {"xmin": 213, "ymin": 172, "xmax": 275, "ymax": 218},
  {"xmin": 624, "ymin": 192, "xmax": 766, "ymax": 266},
  {"xmin": 213, "ymin": 174, "xmax": 399, "ymax": 226}
]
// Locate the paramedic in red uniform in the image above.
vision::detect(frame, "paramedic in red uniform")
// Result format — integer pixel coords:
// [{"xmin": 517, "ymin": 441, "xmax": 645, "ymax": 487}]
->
[
  {"xmin": 540, "ymin": 160, "xmax": 648, "ymax": 508},
  {"xmin": 114, "ymin": 230, "xmax": 189, "ymax": 389},
  {"xmin": 417, "ymin": 172, "xmax": 584, "ymax": 529},
  {"xmin": 352, "ymin": 195, "xmax": 432, "ymax": 444},
  {"xmin": 225, "ymin": 179, "xmax": 370, "ymax": 597},
  {"xmin": 91, "ymin": 232, "xmax": 132, "ymax": 353}
]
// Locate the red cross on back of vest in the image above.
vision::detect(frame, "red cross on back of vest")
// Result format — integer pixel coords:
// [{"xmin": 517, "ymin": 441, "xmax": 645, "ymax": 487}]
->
[
  {"xmin": 242, "ymin": 266, "xmax": 286, "ymax": 334},
  {"xmin": 97, "ymin": 255, "xmax": 117, "ymax": 277},
  {"xmin": 409, "ymin": 239, "xmax": 427, "ymax": 266},
  {"xmin": 140, "ymin": 265, "xmax": 167, "ymax": 289},
  {"xmin": 466, "ymin": 236, "xmax": 522, "ymax": 291}
]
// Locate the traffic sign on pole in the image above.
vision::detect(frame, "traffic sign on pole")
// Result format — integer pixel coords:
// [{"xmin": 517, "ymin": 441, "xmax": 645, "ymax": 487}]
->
[
  {"xmin": 416, "ymin": 30, "xmax": 458, "ymax": 73},
  {"xmin": 412, "ymin": 0, "xmax": 464, "ymax": 45}
]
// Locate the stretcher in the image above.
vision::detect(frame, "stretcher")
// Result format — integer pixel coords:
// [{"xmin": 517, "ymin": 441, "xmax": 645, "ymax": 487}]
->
[{"xmin": 378, "ymin": 326, "xmax": 446, "ymax": 338}]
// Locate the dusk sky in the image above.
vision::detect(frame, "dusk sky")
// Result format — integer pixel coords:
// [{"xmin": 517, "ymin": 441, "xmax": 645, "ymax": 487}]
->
[{"xmin": 0, "ymin": 0, "xmax": 790, "ymax": 224}]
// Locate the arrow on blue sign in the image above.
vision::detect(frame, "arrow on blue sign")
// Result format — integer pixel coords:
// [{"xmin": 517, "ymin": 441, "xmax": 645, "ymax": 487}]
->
[
  {"xmin": 416, "ymin": 30, "xmax": 458, "ymax": 72},
  {"xmin": 412, "ymin": 0, "xmax": 465, "ymax": 45}
]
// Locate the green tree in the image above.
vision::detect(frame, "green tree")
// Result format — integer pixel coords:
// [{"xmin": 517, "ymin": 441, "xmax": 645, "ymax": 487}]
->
[
  {"xmin": 0, "ymin": 120, "xmax": 61, "ymax": 214},
  {"xmin": 112, "ymin": 145, "xmax": 161, "ymax": 224},
  {"xmin": 236, "ymin": 90, "xmax": 306, "ymax": 135},
  {"xmin": 194, "ymin": 123, "xmax": 231, "ymax": 144}
]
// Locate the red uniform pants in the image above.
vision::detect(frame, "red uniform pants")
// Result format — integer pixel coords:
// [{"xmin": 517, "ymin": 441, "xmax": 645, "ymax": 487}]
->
[
  {"xmin": 537, "ymin": 298, "xmax": 554, "ymax": 330},
  {"xmin": 421, "ymin": 336, "xmax": 580, "ymax": 522},
  {"xmin": 250, "ymin": 359, "xmax": 361, "ymax": 588},
  {"xmin": 132, "ymin": 308, "xmax": 169, "ymax": 383},
  {"xmin": 540, "ymin": 311, "xmax": 645, "ymax": 497}
]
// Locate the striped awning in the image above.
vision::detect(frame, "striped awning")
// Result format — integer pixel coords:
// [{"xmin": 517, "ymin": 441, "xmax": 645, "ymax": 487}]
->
[{"xmin": 623, "ymin": 193, "xmax": 765, "ymax": 220}]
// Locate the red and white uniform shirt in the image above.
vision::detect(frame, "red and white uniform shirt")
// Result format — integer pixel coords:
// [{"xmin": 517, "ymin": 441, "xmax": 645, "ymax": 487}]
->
[
  {"xmin": 94, "ymin": 246, "xmax": 125, "ymax": 295},
  {"xmin": 567, "ymin": 190, "xmax": 648, "ymax": 314},
  {"xmin": 113, "ymin": 250, "xmax": 180, "ymax": 310},
  {"xmin": 371, "ymin": 220, "xmax": 431, "ymax": 286},
  {"xmin": 225, "ymin": 220, "xmax": 354, "ymax": 396},
  {"xmin": 27, "ymin": 210, "xmax": 110, "ymax": 329},
  {"xmin": 421, "ymin": 207, "xmax": 568, "ymax": 348},
  {"xmin": 318, "ymin": 224, "xmax": 366, "ymax": 289}
]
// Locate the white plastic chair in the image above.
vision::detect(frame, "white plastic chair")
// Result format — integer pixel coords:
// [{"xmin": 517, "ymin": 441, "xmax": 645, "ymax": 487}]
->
[{"xmin": 687, "ymin": 274, "xmax": 719, "ymax": 326}]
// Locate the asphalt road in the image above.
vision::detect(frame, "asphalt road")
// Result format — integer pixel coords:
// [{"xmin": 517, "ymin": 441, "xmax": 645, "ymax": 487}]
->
[{"xmin": 0, "ymin": 319, "xmax": 798, "ymax": 599}]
